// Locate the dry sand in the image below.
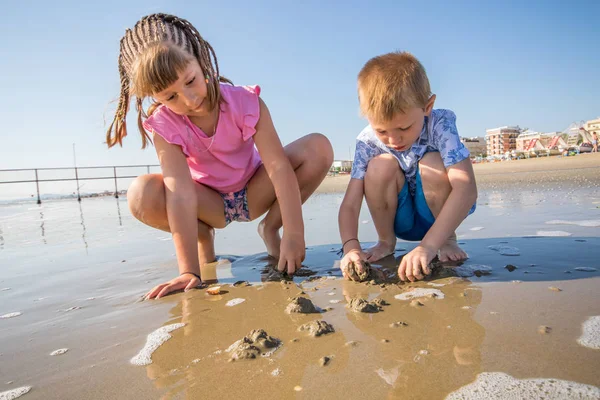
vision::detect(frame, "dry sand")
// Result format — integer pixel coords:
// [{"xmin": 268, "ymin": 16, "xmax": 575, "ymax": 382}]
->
[{"xmin": 316, "ymin": 153, "xmax": 600, "ymax": 193}]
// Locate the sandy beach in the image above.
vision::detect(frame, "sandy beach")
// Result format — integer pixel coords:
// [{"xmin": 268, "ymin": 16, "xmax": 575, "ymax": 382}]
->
[
  {"xmin": 1, "ymin": 153, "xmax": 600, "ymax": 399},
  {"xmin": 317, "ymin": 153, "xmax": 600, "ymax": 193}
]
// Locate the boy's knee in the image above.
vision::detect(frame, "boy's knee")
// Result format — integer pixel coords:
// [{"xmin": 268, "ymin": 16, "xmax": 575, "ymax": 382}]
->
[
  {"xmin": 419, "ymin": 152, "xmax": 450, "ymax": 187},
  {"xmin": 127, "ymin": 174, "xmax": 164, "ymax": 220},
  {"xmin": 365, "ymin": 154, "xmax": 401, "ymax": 184}
]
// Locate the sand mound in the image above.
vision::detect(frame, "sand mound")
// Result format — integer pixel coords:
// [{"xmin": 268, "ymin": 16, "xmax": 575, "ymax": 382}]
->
[
  {"xmin": 577, "ymin": 316, "xmax": 600, "ymax": 349},
  {"xmin": 130, "ymin": 323, "xmax": 185, "ymax": 366},
  {"xmin": 445, "ymin": 372, "xmax": 600, "ymax": 399}
]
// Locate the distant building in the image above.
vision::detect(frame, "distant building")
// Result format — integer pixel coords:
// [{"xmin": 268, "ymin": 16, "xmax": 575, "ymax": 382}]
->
[
  {"xmin": 516, "ymin": 131, "xmax": 566, "ymax": 152},
  {"xmin": 331, "ymin": 160, "xmax": 353, "ymax": 173},
  {"xmin": 585, "ymin": 118, "xmax": 600, "ymax": 135},
  {"xmin": 460, "ymin": 137, "xmax": 486, "ymax": 157},
  {"xmin": 485, "ymin": 126, "xmax": 520, "ymax": 156}
]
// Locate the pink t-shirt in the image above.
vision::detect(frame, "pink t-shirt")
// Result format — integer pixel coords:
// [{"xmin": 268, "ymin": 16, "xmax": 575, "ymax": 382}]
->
[{"xmin": 143, "ymin": 84, "xmax": 262, "ymax": 193}]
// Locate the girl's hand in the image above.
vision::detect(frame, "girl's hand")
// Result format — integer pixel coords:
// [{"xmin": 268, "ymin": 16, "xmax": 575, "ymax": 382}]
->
[
  {"xmin": 145, "ymin": 273, "xmax": 202, "ymax": 300},
  {"xmin": 398, "ymin": 245, "xmax": 436, "ymax": 282},
  {"xmin": 340, "ymin": 249, "xmax": 367, "ymax": 281},
  {"xmin": 278, "ymin": 232, "xmax": 305, "ymax": 275}
]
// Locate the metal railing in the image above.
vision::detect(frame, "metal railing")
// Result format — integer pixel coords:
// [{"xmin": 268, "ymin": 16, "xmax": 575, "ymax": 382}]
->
[{"xmin": 0, "ymin": 165, "xmax": 159, "ymax": 204}]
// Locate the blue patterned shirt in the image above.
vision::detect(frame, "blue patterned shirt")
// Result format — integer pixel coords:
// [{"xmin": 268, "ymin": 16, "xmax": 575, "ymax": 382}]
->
[{"xmin": 351, "ymin": 109, "xmax": 474, "ymax": 210}]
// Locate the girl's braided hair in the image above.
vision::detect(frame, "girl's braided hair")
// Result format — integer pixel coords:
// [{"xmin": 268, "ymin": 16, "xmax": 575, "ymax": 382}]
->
[{"xmin": 107, "ymin": 13, "xmax": 231, "ymax": 148}]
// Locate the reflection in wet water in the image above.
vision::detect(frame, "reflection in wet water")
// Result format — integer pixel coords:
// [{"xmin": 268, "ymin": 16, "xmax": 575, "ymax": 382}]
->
[
  {"xmin": 115, "ymin": 197, "xmax": 123, "ymax": 227},
  {"xmin": 39, "ymin": 208, "xmax": 47, "ymax": 245},
  {"xmin": 78, "ymin": 201, "xmax": 88, "ymax": 252}
]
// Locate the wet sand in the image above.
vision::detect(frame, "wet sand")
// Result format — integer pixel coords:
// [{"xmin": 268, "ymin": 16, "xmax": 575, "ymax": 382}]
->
[{"xmin": 1, "ymin": 160, "xmax": 600, "ymax": 399}]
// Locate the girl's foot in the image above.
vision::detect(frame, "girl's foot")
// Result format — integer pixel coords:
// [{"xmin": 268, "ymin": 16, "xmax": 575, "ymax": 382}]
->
[
  {"xmin": 364, "ymin": 240, "xmax": 396, "ymax": 262},
  {"xmin": 438, "ymin": 238, "xmax": 468, "ymax": 262},
  {"xmin": 258, "ymin": 219, "xmax": 281, "ymax": 259}
]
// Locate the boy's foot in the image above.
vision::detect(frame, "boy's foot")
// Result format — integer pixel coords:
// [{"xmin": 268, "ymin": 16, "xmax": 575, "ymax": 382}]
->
[
  {"xmin": 364, "ymin": 240, "xmax": 396, "ymax": 262},
  {"xmin": 438, "ymin": 238, "xmax": 468, "ymax": 262},
  {"xmin": 258, "ymin": 219, "xmax": 281, "ymax": 259}
]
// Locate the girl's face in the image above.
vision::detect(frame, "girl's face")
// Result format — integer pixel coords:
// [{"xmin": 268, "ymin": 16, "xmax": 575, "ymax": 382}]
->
[{"xmin": 153, "ymin": 60, "xmax": 209, "ymax": 117}]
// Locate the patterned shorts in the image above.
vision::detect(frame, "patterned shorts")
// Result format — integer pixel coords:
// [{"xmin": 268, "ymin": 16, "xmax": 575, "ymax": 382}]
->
[{"xmin": 219, "ymin": 187, "xmax": 251, "ymax": 226}]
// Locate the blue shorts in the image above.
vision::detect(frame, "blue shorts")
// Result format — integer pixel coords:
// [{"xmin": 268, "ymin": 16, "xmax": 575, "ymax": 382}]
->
[{"xmin": 393, "ymin": 168, "xmax": 435, "ymax": 241}]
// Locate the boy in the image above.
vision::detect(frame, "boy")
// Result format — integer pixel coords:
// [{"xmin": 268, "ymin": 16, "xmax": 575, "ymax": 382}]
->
[{"xmin": 338, "ymin": 51, "xmax": 477, "ymax": 282}]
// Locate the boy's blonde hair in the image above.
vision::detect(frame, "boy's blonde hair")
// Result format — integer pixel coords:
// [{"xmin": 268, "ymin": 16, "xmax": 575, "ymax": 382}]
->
[
  {"xmin": 357, "ymin": 51, "xmax": 431, "ymax": 122},
  {"xmin": 107, "ymin": 13, "xmax": 231, "ymax": 149}
]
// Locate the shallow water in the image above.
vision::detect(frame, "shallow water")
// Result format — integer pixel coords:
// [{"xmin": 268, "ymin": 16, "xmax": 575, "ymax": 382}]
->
[{"xmin": 1, "ymin": 187, "xmax": 599, "ymax": 399}]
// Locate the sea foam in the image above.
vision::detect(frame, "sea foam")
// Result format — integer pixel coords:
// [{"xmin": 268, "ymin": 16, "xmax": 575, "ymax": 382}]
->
[
  {"xmin": 577, "ymin": 316, "xmax": 600, "ymax": 350},
  {"xmin": 445, "ymin": 372, "xmax": 600, "ymax": 399},
  {"xmin": 0, "ymin": 386, "xmax": 32, "ymax": 400},
  {"xmin": 130, "ymin": 323, "xmax": 185, "ymax": 366},
  {"xmin": 394, "ymin": 288, "xmax": 445, "ymax": 301}
]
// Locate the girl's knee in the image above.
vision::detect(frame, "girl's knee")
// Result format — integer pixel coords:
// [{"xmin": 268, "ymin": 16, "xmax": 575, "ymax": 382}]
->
[
  {"xmin": 127, "ymin": 174, "xmax": 165, "ymax": 220},
  {"xmin": 306, "ymin": 133, "xmax": 334, "ymax": 167}
]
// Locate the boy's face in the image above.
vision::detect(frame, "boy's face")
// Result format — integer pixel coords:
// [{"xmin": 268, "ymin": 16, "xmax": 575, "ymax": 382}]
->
[{"xmin": 369, "ymin": 95, "xmax": 435, "ymax": 152}]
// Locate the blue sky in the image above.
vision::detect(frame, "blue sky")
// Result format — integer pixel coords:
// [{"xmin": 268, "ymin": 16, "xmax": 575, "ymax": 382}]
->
[{"xmin": 1, "ymin": 0, "xmax": 598, "ymax": 170}]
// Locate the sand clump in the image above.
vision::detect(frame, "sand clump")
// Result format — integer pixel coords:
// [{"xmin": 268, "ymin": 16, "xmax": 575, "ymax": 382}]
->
[
  {"xmin": 577, "ymin": 315, "xmax": 600, "ymax": 349},
  {"xmin": 319, "ymin": 356, "xmax": 332, "ymax": 366},
  {"xmin": 298, "ymin": 320, "xmax": 335, "ymax": 337},
  {"xmin": 285, "ymin": 297, "xmax": 319, "ymax": 314},
  {"xmin": 538, "ymin": 326, "xmax": 552, "ymax": 335},
  {"xmin": 347, "ymin": 298, "xmax": 389, "ymax": 313},
  {"xmin": 226, "ymin": 329, "xmax": 281, "ymax": 361},
  {"xmin": 445, "ymin": 372, "xmax": 600, "ymax": 399},
  {"xmin": 0, "ymin": 386, "xmax": 32, "ymax": 400},
  {"xmin": 346, "ymin": 260, "xmax": 372, "ymax": 282},
  {"xmin": 130, "ymin": 323, "xmax": 185, "ymax": 366}
]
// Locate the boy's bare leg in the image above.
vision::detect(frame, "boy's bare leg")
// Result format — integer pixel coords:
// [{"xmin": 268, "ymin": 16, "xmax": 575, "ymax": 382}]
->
[
  {"xmin": 419, "ymin": 152, "xmax": 468, "ymax": 262},
  {"xmin": 363, "ymin": 154, "xmax": 405, "ymax": 262}
]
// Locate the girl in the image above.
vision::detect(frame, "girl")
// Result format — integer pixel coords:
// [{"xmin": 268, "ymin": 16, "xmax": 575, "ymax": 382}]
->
[{"xmin": 107, "ymin": 13, "xmax": 333, "ymax": 299}]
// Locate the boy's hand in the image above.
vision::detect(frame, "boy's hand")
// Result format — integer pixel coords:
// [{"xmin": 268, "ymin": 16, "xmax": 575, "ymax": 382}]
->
[
  {"xmin": 278, "ymin": 232, "xmax": 306, "ymax": 275},
  {"xmin": 398, "ymin": 245, "xmax": 436, "ymax": 282},
  {"xmin": 145, "ymin": 273, "xmax": 202, "ymax": 300},
  {"xmin": 340, "ymin": 249, "xmax": 367, "ymax": 281}
]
